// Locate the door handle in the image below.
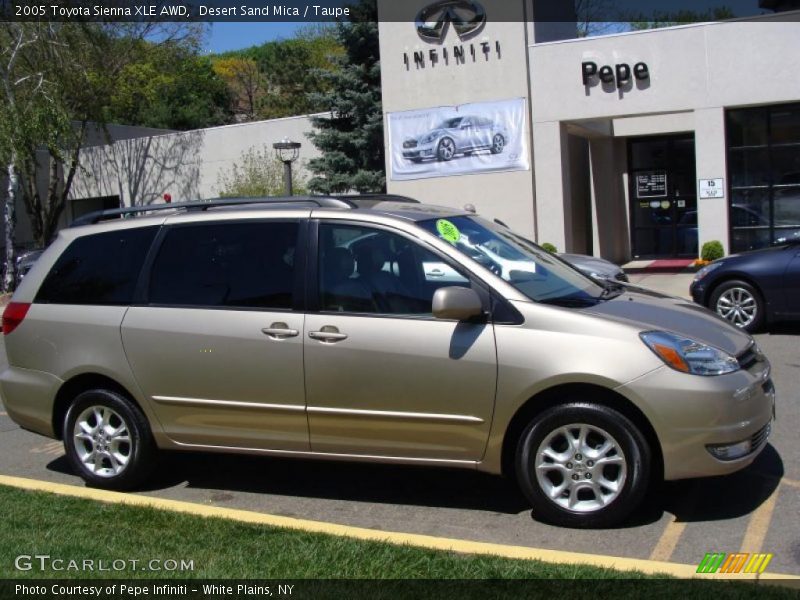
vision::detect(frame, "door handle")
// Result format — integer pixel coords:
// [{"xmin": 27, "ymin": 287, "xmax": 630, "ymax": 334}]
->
[
  {"xmin": 261, "ymin": 323, "xmax": 299, "ymax": 339},
  {"xmin": 308, "ymin": 326, "xmax": 348, "ymax": 343}
]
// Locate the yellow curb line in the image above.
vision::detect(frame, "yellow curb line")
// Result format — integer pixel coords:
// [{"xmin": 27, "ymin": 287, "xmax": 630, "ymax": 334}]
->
[{"xmin": 0, "ymin": 474, "xmax": 798, "ymax": 584}]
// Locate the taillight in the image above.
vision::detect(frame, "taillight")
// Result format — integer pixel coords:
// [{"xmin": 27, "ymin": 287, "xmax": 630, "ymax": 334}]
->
[{"xmin": 2, "ymin": 302, "xmax": 31, "ymax": 335}]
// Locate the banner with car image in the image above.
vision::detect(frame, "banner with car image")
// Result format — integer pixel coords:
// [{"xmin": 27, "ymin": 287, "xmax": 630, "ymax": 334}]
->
[{"xmin": 387, "ymin": 97, "xmax": 530, "ymax": 181}]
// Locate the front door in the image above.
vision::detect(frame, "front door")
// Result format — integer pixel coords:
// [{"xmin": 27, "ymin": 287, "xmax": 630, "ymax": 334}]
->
[
  {"xmin": 303, "ymin": 221, "xmax": 497, "ymax": 461},
  {"xmin": 122, "ymin": 219, "xmax": 309, "ymax": 451},
  {"xmin": 629, "ymin": 135, "xmax": 698, "ymax": 258}
]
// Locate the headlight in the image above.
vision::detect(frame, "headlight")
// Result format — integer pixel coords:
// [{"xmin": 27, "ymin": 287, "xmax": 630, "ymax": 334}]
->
[
  {"xmin": 640, "ymin": 331, "xmax": 739, "ymax": 376},
  {"xmin": 693, "ymin": 261, "xmax": 723, "ymax": 282}
]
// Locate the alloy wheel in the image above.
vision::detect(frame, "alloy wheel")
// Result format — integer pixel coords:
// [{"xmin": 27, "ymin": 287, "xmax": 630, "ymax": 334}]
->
[
  {"xmin": 73, "ymin": 405, "xmax": 132, "ymax": 477},
  {"xmin": 715, "ymin": 287, "xmax": 757, "ymax": 328},
  {"xmin": 438, "ymin": 138, "xmax": 455, "ymax": 160},
  {"xmin": 534, "ymin": 423, "xmax": 627, "ymax": 513}
]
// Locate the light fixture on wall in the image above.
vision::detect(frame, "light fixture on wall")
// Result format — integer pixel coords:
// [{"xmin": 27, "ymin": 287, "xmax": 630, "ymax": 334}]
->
[{"xmin": 273, "ymin": 138, "xmax": 302, "ymax": 196}]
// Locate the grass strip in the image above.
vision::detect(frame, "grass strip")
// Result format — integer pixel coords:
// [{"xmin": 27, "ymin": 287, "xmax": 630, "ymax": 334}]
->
[{"xmin": 0, "ymin": 485, "xmax": 796, "ymax": 598}]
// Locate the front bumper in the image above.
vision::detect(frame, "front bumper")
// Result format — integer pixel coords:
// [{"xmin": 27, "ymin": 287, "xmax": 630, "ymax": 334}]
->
[
  {"xmin": 618, "ymin": 357, "xmax": 775, "ymax": 480},
  {"xmin": 402, "ymin": 141, "xmax": 436, "ymax": 160}
]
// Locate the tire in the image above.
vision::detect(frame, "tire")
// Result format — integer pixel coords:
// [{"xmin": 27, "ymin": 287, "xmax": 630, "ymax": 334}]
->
[
  {"xmin": 64, "ymin": 389, "xmax": 157, "ymax": 491},
  {"xmin": 515, "ymin": 402, "xmax": 650, "ymax": 528},
  {"xmin": 709, "ymin": 279, "xmax": 765, "ymax": 333},
  {"xmin": 490, "ymin": 134, "xmax": 505, "ymax": 155},
  {"xmin": 436, "ymin": 137, "xmax": 455, "ymax": 161}
]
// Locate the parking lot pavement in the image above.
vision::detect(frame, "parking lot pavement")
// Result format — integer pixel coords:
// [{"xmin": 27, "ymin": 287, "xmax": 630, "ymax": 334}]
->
[
  {"xmin": 626, "ymin": 272, "xmax": 694, "ymax": 300},
  {"xmin": 1, "ymin": 321, "xmax": 798, "ymax": 576}
]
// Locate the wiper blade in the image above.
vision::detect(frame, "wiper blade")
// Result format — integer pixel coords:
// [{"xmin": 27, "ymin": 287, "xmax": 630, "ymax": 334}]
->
[{"xmin": 600, "ymin": 282, "xmax": 625, "ymax": 299}]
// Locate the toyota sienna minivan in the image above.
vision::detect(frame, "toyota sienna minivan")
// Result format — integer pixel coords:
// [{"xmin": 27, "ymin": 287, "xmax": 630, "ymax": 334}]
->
[{"xmin": 0, "ymin": 196, "xmax": 775, "ymax": 528}]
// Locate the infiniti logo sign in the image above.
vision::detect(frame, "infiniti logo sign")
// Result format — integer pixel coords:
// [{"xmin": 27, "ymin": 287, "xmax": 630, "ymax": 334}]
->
[{"xmin": 416, "ymin": 0, "xmax": 487, "ymax": 42}]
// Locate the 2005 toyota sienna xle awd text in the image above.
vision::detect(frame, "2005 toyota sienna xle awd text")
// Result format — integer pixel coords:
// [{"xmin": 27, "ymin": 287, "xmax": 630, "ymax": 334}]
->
[{"xmin": 0, "ymin": 196, "xmax": 776, "ymax": 528}]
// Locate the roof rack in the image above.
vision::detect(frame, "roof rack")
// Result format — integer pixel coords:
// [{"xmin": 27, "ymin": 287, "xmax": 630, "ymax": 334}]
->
[
  {"xmin": 69, "ymin": 195, "xmax": 355, "ymax": 227},
  {"xmin": 330, "ymin": 193, "xmax": 420, "ymax": 204}
]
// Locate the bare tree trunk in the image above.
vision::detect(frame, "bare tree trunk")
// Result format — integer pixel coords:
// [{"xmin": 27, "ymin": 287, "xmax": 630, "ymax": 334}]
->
[{"xmin": 4, "ymin": 156, "xmax": 18, "ymax": 292}]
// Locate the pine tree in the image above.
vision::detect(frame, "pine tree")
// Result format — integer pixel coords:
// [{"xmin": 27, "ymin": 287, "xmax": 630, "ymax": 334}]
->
[{"xmin": 307, "ymin": 0, "xmax": 385, "ymax": 194}]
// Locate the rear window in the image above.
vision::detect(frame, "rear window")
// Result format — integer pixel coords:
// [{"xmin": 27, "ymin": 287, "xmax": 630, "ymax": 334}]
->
[
  {"xmin": 147, "ymin": 221, "xmax": 299, "ymax": 310},
  {"xmin": 35, "ymin": 227, "xmax": 157, "ymax": 305}
]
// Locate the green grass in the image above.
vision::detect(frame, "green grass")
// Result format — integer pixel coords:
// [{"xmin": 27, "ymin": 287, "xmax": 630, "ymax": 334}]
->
[{"xmin": 0, "ymin": 485, "xmax": 796, "ymax": 598}]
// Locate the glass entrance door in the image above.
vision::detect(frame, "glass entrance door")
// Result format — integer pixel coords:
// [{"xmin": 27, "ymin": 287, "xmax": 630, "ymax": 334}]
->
[{"xmin": 629, "ymin": 135, "xmax": 698, "ymax": 258}]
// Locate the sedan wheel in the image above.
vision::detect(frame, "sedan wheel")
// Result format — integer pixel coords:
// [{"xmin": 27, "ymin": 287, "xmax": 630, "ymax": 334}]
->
[
  {"xmin": 437, "ymin": 138, "xmax": 455, "ymax": 161},
  {"xmin": 709, "ymin": 279, "xmax": 764, "ymax": 333},
  {"xmin": 490, "ymin": 134, "xmax": 505, "ymax": 154}
]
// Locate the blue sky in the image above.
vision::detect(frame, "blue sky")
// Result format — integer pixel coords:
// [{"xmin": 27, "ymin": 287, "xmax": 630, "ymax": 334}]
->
[{"xmin": 205, "ymin": 22, "xmax": 307, "ymax": 54}]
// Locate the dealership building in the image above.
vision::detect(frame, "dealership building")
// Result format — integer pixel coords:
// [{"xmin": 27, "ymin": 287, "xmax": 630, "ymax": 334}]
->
[
  {"xmin": 51, "ymin": 2, "xmax": 800, "ymax": 265},
  {"xmin": 377, "ymin": 1, "xmax": 800, "ymax": 263}
]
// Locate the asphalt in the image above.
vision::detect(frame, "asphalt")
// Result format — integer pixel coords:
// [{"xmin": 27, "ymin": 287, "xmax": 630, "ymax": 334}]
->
[{"xmin": 1, "ymin": 275, "xmax": 798, "ymax": 575}]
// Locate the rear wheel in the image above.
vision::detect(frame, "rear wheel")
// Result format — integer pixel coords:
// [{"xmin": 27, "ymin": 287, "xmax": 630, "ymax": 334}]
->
[
  {"xmin": 490, "ymin": 134, "xmax": 505, "ymax": 154},
  {"xmin": 515, "ymin": 402, "xmax": 650, "ymax": 528},
  {"xmin": 709, "ymin": 279, "xmax": 764, "ymax": 333},
  {"xmin": 64, "ymin": 389, "xmax": 156, "ymax": 490}
]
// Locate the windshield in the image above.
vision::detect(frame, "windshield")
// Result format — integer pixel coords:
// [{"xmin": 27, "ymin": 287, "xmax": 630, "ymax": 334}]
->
[
  {"xmin": 439, "ymin": 118, "xmax": 463, "ymax": 129},
  {"xmin": 419, "ymin": 216, "xmax": 611, "ymax": 307}
]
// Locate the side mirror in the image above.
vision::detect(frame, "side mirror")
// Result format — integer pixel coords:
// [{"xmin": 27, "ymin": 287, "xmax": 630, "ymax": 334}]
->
[{"xmin": 432, "ymin": 287, "xmax": 484, "ymax": 321}]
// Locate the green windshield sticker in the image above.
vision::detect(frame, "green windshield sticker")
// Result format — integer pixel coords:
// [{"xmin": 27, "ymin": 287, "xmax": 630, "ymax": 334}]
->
[{"xmin": 436, "ymin": 219, "xmax": 461, "ymax": 244}]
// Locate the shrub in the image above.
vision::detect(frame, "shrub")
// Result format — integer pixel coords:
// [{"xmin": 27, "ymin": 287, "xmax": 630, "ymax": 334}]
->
[
  {"xmin": 701, "ymin": 240, "xmax": 724, "ymax": 262},
  {"xmin": 541, "ymin": 242, "xmax": 558, "ymax": 253}
]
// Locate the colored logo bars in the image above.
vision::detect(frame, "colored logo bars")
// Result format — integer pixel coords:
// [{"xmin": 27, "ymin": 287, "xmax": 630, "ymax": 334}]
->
[
  {"xmin": 416, "ymin": 0, "xmax": 486, "ymax": 42},
  {"xmin": 696, "ymin": 553, "xmax": 774, "ymax": 574}
]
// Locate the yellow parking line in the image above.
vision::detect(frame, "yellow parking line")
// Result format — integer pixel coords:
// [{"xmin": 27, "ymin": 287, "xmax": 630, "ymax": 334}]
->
[
  {"xmin": 781, "ymin": 478, "xmax": 800, "ymax": 490},
  {"xmin": 0, "ymin": 474, "xmax": 798, "ymax": 583},
  {"xmin": 649, "ymin": 516, "xmax": 687, "ymax": 563},
  {"xmin": 740, "ymin": 487, "xmax": 779, "ymax": 554}
]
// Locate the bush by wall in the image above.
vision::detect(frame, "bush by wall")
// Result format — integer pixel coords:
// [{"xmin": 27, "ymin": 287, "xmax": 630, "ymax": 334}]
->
[{"xmin": 701, "ymin": 240, "xmax": 724, "ymax": 262}]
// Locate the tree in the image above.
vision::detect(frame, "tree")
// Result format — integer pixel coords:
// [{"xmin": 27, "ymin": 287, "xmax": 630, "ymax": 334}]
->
[
  {"xmin": 624, "ymin": 6, "xmax": 735, "ymax": 30},
  {"xmin": 216, "ymin": 144, "xmax": 306, "ymax": 197},
  {"xmin": 212, "ymin": 57, "xmax": 264, "ymax": 121},
  {"xmin": 109, "ymin": 42, "xmax": 232, "ymax": 130},
  {"xmin": 0, "ymin": 23, "xmax": 69, "ymax": 290},
  {"xmin": 215, "ymin": 28, "xmax": 342, "ymax": 120},
  {"xmin": 575, "ymin": 0, "xmax": 619, "ymax": 38},
  {"xmin": 306, "ymin": 0, "xmax": 385, "ymax": 194},
  {"xmin": 1, "ymin": 22, "xmax": 210, "ymax": 291}
]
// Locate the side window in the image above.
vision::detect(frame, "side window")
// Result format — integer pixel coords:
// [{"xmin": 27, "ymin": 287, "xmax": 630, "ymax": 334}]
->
[
  {"xmin": 35, "ymin": 227, "xmax": 157, "ymax": 305},
  {"xmin": 149, "ymin": 221, "xmax": 298, "ymax": 309},
  {"xmin": 318, "ymin": 223, "xmax": 470, "ymax": 316}
]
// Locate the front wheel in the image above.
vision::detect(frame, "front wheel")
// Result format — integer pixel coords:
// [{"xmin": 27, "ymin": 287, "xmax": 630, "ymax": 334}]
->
[
  {"xmin": 709, "ymin": 279, "xmax": 764, "ymax": 333},
  {"xmin": 515, "ymin": 402, "xmax": 650, "ymax": 528},
  {"xmin": 64, "ymin": 389, "xmax": 157, "ymax": 490},
  {"xmin": 436, "ymin": 137, "xmax": 455, "ymax": 161}
]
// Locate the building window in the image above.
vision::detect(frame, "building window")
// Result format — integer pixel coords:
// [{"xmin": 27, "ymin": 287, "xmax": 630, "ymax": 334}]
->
[{"xmin": 727, "ymin": 104, "xmax": 800, "ymax": 252}]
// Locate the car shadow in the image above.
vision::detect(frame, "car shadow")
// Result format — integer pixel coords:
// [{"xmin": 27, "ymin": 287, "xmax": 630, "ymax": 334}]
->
[
  {"xmin": 46, "ymin": 443, "xmax": 784, "ymax": 527},
  {"xmin": 763, "ymin": 322, "xmax": 800, "ymax": 336},
  {"xmin": 48, "ymin": 450, "xmax": 531, "ymax": 514}
]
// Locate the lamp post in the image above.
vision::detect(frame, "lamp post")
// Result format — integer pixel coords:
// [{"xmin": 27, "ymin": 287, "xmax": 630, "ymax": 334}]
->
[{"xmin": 272, "ymin": 138, "xmax": 302, "ymax": 196}]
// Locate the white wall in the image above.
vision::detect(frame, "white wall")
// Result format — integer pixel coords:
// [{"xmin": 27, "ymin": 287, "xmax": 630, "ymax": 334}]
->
[{"xmin": 70, "ymin": 115, "xmax": 321, "ymax": 207}]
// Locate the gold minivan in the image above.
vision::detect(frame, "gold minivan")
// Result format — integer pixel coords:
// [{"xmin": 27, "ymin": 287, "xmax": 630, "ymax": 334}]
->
[{"xmin": 0, "ymin": 197, "xmax": 776, "ymax": 527}]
